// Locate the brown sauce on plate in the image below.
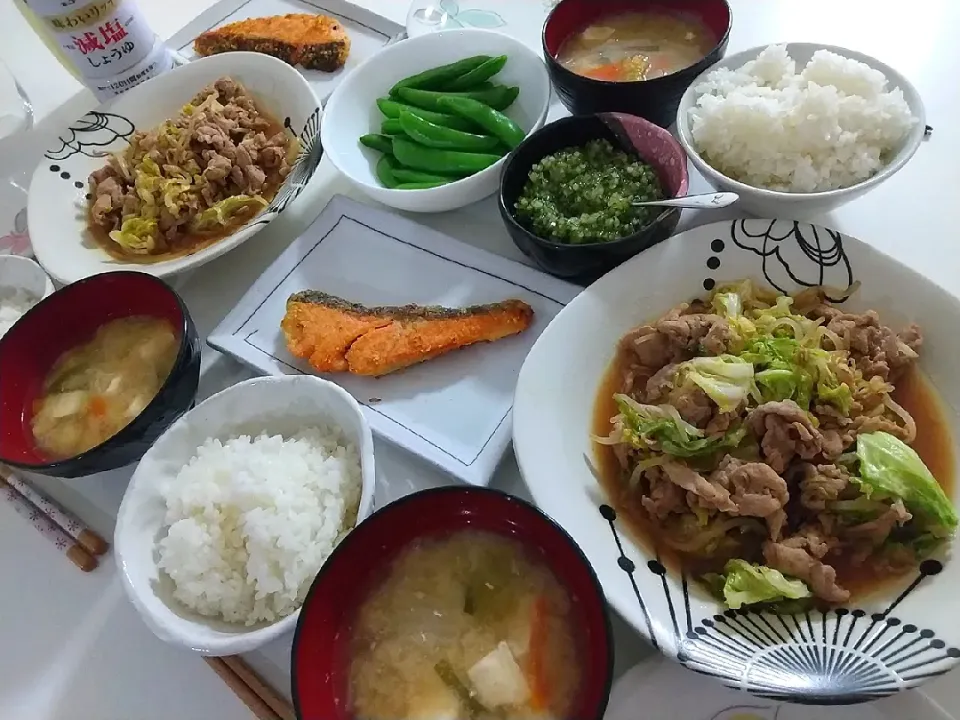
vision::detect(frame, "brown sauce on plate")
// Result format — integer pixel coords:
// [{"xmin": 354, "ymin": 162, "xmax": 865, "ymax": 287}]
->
[{"xmin": 592, "ymin": 361, "xmax": 955, "ymax": 600}]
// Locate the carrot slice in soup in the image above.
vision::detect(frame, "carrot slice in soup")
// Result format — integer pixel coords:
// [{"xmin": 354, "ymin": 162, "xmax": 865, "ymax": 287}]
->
[
  {"xmin": 88, "ymin": 395, "xmax": 108, "ymax": 418},
  {"xmin": 527, "ymin": 594, "xmax": 550, "ymax": 711}
]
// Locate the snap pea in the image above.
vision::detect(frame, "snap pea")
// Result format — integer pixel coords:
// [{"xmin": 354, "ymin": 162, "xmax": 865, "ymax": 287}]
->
[
  {"xmin": 359, "ymin": 133, "xmax": 395, "ymax": 154},
  {"xmin": 380, "ymin": 119, "xmax": 404, "ymax": 135},
  {"xmin": 437, "ymin": 95, "xmax": 526, "ymax": 149},
  {"xmin": 392, "ymin": 137, "xmax": 500, "ymax": 175},
  {"xmin": 392, "ymin": 167, "xmax": 456, "ymax": 184},
  {"xmin": 397, "ymin": 84, "xmax": 520, "ymax": 112},
  {"xmin": 398, "ymin": 110, "xmax": 501, "ymax": 152},
  {"xmin": 389, "ymin": 55, "xmax": 491, "ymax": 96},
  {"xmin": 444, "ymin": 55, "xmax": 508, "ymax": 91},
  {"xmin": 396, "ymin": 181, "xmax": 449, "ymax": 190},
  {"xmin": 376, "ymin": 97, "xmax": 478, "ymax": 132},
  {"xmin": 376, "ymin": 155, "xmax": 399, "ymax": 188}
]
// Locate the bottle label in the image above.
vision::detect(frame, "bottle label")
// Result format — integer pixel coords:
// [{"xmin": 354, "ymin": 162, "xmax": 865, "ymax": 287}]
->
[{"xmin": 23, "ymin": 0, "xmax": 172, "ymax": 97}]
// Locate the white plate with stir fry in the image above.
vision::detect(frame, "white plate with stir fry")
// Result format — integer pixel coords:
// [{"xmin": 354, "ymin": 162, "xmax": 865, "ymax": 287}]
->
[
  {"xmin": 27, "ymin": 52, "xmax": 323, "ymax": 285},
  {"xmin": 514, "ymin": 218, "xmax": 960, "ymax": 704}
]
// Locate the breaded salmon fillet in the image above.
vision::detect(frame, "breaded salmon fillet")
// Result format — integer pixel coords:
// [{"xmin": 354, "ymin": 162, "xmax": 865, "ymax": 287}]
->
[
  {"xmin": 281, "ymin": 291, "xmax": 534, "ymax": 377},
  {"xmin": 194, "ymin": 14, "xmax": 351, "ymax": 72}
]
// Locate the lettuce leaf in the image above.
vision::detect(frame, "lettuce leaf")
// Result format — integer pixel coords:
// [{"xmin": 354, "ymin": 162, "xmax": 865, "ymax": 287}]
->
[
  {"xmin": 715, "ymin": 559, "xmax": 812, "ymax": 609},
  {"xmin": 856, "ymin": 432, "xmax": 958, "ymax": 536},
  {"xmin": 613, "ymin": 394, "xmax": 746, "ymax": 458},
  {"xmin": 680, "ymin": 355, "xmax": 756, "ymax": 413}
]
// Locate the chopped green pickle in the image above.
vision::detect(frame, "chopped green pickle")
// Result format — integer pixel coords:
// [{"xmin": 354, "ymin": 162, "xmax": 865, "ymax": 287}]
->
[{"xmin": 514, "ymin": 139, "xmax": 664, "ymax": 244}]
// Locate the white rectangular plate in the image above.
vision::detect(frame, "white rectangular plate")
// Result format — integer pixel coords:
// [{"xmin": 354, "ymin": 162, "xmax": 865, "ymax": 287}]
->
[
  {"xmin": 209, "ymin": 195, "xmax": 580, "ymax": 486},
  {"xmin": 170, "ymin": 0, "xmax": 403, "ymax": 104}
]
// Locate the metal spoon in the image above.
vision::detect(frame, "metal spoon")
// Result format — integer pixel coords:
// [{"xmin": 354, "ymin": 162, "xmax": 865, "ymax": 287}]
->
[{"xmin": 632, "ymin": 192, "xmax": 739, "ymax": 210}]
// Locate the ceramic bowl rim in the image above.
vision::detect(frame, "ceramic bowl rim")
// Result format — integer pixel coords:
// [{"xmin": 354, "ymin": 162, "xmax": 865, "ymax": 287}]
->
[
  {"xmin": 0, "ymin": 270, "xmax": 194, "ymax": 474},
  {"xmin": 674, "ymin": 41, "xmax": 928, "ymax": 202},
  {"xmin": 290, "ymin": 485, "xmax": 616, "ymax": 720},
  {"xmin": 0, "ymin": 254, "xmax": 55, "ymax": 300}
]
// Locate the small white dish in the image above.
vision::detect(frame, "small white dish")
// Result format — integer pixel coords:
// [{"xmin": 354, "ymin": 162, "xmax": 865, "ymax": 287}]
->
[
  {"xmin": 115, "ymin": 375, "xmax": 376, "ymax": 656},
  {"xmin": 28, "ymin": 52, "xmax": 323, "ymax": 286},
  {"xmin": 0, "ymin": 254, "xmax": 54, "ymax": 302},
  {"xmin": 321, "ymin": 28, "xmax": 551, "ymax": 213},
  {"xmin": 675, "ymin": 43, "xmax": 926, "ymax": 219},
  {"xmin": 604, "ymin": 655, "xmax": 952, "ymax": 720},
  {"xmin": 209, "ymin": 195, "xmax": 579, "ymax": 487},
  {"xmin": 514, "ymin": 218, "xmax": 960, "ymax": 702}
]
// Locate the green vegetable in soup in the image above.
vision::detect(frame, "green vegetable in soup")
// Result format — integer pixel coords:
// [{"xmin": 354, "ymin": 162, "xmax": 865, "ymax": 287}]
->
[{"xmin": 513, "ymin": 139, "xmax": 663, "ymax": 244}]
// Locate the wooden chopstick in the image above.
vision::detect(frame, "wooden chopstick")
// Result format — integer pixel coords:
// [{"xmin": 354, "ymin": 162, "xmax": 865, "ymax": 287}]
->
[
  {"xmin": 1, "ymin": 466, "xmax": 109, "ymax": 555},
  {"xmin": 223, "ymin": 655, "xmax": 296, "ymax": 720},
  {"xmin": 204, "ymin": 656, "xmax": 294, "ymax": 720},
  {"xmin": 0, "ymin": 475, "xmax": 98, "ymax": 572}
]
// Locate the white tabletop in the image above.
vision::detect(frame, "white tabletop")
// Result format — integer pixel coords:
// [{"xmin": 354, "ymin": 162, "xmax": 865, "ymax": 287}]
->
[{"xmin": 1, "ymin": 1, "xmax": 960, "ymax": 719}]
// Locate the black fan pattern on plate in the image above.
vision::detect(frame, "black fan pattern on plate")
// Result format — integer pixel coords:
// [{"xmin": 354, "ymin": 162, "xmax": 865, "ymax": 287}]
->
[
  {"xmin": 703, "ymin": 220, "xmax": 854, "ymax": 298},
  {"xmin": 599, "ymin": 504, "xmax": 956, "ymax": 704},
  {"xmin": 248, "ymin": 108, "xmax": 324, "ymax": 229},
  {"xmin": 45, "ymin": 111, "xmax": 135, "ymax": 162},
  {"xmin": 594, "ymin": 219, "xmax": 957, "ymax": 704}
]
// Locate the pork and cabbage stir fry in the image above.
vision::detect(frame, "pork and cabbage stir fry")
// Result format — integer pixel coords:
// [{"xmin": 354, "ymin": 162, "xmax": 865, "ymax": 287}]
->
[
  {"xmin": 87, "ymin": 77, "xmax": 297, "ymax": 257},
  {"xmin": 597, "ymin": 280, "xmax": 957, "ymax": 608}
]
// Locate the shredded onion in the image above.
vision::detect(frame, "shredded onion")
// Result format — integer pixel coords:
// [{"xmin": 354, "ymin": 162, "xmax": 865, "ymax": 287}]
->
[
  {"xmin": 816, "ymin": 326, "xmax": 847, "ymax": 351},
  {"xmin": 883, "ymin": 395, "xmax": 918, "ymax": 443}
]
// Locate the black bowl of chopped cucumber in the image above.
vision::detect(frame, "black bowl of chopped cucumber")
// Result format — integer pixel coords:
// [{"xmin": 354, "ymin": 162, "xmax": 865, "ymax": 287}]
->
[{"xmin": 499, "ymin": 112, "xmax": 688, "ymax": 282}]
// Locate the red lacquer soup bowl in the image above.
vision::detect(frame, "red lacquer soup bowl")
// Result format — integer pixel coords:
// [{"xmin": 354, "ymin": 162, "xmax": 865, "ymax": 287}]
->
[
  {"xmin": 0, "ymin": 271, "xmax": 201, "ymax": 478},
  {"xmin": 292, "ymin": 487, "xmax": 614, "ymax": 720}
]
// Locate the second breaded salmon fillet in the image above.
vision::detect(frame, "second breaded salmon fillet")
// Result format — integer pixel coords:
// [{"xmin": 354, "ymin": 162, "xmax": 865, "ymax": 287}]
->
[{"xmin": 281, "ymin": 291, "xmax": 534, "ymax": 377}]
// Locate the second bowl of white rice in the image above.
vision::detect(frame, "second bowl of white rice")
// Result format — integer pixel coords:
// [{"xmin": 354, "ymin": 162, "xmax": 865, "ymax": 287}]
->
[
  {"xmin": 675, "ymin": 43, "xmax": 926, "ymax": 218},
  {"xmin": 115, "ymin": 375, "xmax": 376, "ymax": 656}
]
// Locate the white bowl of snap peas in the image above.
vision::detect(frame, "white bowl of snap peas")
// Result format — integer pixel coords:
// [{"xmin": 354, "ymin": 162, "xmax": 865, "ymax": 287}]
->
[{"xmin": 321, "ymin": 29, "xmax": 552, "ymax": 213}]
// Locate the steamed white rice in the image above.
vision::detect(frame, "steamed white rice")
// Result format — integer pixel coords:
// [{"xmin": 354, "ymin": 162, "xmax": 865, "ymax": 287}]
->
[
  {"xmin": 157, "ymin": 426, "xmax": 362, "ymax": 626},
  {"xmin": 689, "ymin": 45, "xmax": 918, "ymax": 192}
]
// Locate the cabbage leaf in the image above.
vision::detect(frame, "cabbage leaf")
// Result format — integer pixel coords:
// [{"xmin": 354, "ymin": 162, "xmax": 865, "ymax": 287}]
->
[
  {"xmin": 191, "ymin": 194, "xmax": 268, "ymax": 232},
  {"xmin": 109, "ymin": 217, "xmax": 158, "ymax": 254},
  {"xmin": 856, "ymin": 432, "xmax": 958, "ymax": 536},
  {"xmin": 714, "ymin": 559, "xmax": 812, "ymax": 609},
  {"xmin": 612, "ymin": 394, "xmax": 746, "ymax": 458},
  {"xmin": 680, "ymin": 355, "xmax": 756, "ymax": 413}
]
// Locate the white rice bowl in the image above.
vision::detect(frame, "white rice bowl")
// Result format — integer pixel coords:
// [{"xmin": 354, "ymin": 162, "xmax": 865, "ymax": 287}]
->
[
  {"xmin": 115, "ymin": 375, "xmax": 376, "ymax": 655},
  {"xmin": 157, "ymin": 427, "xmax": 361, "ymax": 626},
  {"xmin": 688, "ymin": 44, "xmax": 918, "ymax": 192}
]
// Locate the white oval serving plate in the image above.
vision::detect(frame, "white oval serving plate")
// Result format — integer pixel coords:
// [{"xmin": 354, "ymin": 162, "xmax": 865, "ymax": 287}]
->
[
  {"xmin": 28, "ymin": 52, "xmax": 322, "ymax": 285},
  {"xmin": 514, "ymin": 218, "xmax": 960, "ymax": 704}
]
